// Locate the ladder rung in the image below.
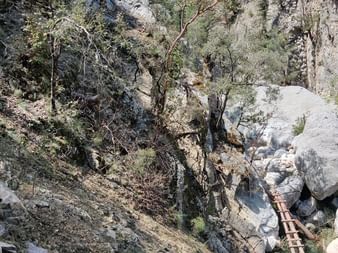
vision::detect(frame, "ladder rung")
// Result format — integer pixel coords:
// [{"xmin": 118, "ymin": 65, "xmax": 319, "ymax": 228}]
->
[
  {"xmin": 281, "ymin": 218, "xmax": 296, "ymax": 222},
  {"xmin": 273, "ymin": 201, "xmax": 287, "ymax": 204},
  {"xmin": 289, "ymin": 244, "xmax": 304, "ymax": 248},
  {"xmin": 285, "ymin": 230, "xmax": 299, "ymax": 234},
  {"xmin": 288, "ymin": 238, "xmax": 302, "ymax": 242}
]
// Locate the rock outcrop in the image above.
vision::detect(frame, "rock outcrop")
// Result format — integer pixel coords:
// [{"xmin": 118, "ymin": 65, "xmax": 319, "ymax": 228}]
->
[
  {"xmin": 114, "ymin": 0, "xmax": 155, "ymax": 23},
  {"xmin": 164, "ymin": 85, "xmax": 279, "ymax": 252},
  {"xmin": 232, "ymin": 0, "xmax": 338, "ymax": 95},
  {"xmin": 238, "ymin": 85, "xmax": 338, "ymax": 200}
]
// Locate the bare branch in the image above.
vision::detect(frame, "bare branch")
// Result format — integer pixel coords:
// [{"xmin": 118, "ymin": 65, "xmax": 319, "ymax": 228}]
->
[
  {"xmin": 165, "ymin": 0, "xmax": 220, "ymax": 70},
  {"xmin": 0, "ymin": 40, "xmax": 8, "ymax": 57}
]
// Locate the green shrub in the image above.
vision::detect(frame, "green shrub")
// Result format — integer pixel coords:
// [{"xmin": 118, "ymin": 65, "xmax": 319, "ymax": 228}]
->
[
  {"xmin": 292, "ymin": 115, "xmax": 306, "ymax": 136},
  {"xmin": 134, "ymin": 148, "xmax": 156, "ymax": 175},
  {"xmin": 191, "ymin": 216, "xmax": 205, "ymax": 236},
  {"xmin": 304, "ymin": 240, "xmax": 321, "ymax": 253},
  {"xmin": 320, "ymin": 228, "xmax": 336, "ymax": 250}
]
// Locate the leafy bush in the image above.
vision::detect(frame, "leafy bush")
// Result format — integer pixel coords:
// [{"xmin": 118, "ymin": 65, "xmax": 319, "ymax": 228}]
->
[
  {"xmin": 134, "ymin": 148, "xmax": 156, "ymax": 175},
  {"xmin": 292, "ymin": 115, "xmax": 306, "ymax": 136},
  {"xmin": 191, "ymin": 216, "xmax": 205, "ymax": 236}
]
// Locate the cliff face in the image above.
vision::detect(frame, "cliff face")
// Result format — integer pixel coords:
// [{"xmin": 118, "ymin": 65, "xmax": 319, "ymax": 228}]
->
[{"xmin": 232, "ymin": 0, "xmax": 338, "ymax": 95}]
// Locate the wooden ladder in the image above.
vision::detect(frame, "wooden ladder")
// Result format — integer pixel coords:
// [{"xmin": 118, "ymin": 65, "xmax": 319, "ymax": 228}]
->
[{"xmin": 271, "ymin": 191, "xmax": 305, "ymax": 253}]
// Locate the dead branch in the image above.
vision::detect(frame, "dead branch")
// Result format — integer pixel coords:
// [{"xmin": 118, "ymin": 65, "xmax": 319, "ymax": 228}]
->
[
  {"xmin": 0, "ymin": 40, "xmax": 8, "ymax": 57},
  {"xmin": 174, "ymin": 131, "xmax": 200, "ymax": 140}
]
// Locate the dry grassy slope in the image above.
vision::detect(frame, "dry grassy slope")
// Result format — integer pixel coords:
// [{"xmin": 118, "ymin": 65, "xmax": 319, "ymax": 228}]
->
[{"xmin": 0, "ymin": 96, "xmax": 210, "ymax": 253}]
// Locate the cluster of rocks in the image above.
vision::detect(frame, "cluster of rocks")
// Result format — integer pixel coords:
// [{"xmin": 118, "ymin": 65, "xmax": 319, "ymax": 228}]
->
[{"xmin": 228, "ymin": 86, "xmax": 338, "ymax": 251}]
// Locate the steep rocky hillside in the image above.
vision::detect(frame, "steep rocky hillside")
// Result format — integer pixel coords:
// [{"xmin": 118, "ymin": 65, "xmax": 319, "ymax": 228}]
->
[{"xmin": 1, "ymin": 1, "xmax": 338, "ymax": 253}]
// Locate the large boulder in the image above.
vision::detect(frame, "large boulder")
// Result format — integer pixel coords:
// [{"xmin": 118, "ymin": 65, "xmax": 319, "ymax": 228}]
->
[
  {"xmin": 245, "ymin": 86, "xmax": 330, "ymax": 149},
  {"xmin": 294, "ymin": 109, "xmax": 338, "ymax": 200}
]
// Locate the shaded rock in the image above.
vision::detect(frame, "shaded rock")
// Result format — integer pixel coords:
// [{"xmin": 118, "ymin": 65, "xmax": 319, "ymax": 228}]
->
[
  {"xmin": 331, "ymin": 198, "xmax": 338, "ymax": 209},
  {"xmin": 335, "ymin": 209, "xmax": 338, "ymax": 236},
  {"xmin": 111, "ymin": 224, "xmax": 143, "ymax": 253},
  {"xmin": 207, "ymin": 232, "xmax": 230, "ymax": 253},
  {"xmin": 276, "ymin": 176, "xmax": 304, "ymax": 208},
  {"xmin": 0, "ymin": 223, "xmax": 7, "ymax": 237},
  {"xmin": 0, "ymin": 182, "xmax": 21, "ymax": 206},
  {"xmin": 0, "ymin": 241, "xmax": 16, "ymax": 253},
  {"xmin": 254, "ymin": 146, "xmax": 275, "ymax": 160},
  {"xmin": 26, "ymin": 242, "xmax": 48, "ymax": 253},
  {"xmin": 223, "ymin": 209, "xmax": 266, "ymax": 253},
  {"xmin": 207, "ymin": 217, "xmax": 235, "ymax": 253},
  {"xmin": 296, "ymin": 197, "xmax": 317, "ymax": 217},
  {"xmin": 29, "ymin": 200, "xmax": 49, "ymax": 209},
  {"xmin": 306, "ymin": 210, "xmax": 326, "ymax": 227},
  {"xmin": 102, "ymin": 229, "xmax": 116, "ymax": 241},
  {"xmin": 264, "ymin": 172, "xmax": 286, "ymax": 186},
  {"xmin": 266, "ymin": 160, "xmax": 281, "ymax": 172},
  {"xmin": 274, "ymin": 149, "xmax": 288, "ymax": 158}
]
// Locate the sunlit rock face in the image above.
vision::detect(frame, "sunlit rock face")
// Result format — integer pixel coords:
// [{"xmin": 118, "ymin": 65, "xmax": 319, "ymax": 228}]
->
[
  {"xmin": 86, "ymin": 0, "xmax": 155, "ymax": 24},
  {"xmin": 294, "ymin": 109, "xmax": 338, "ymax": 200},
  {"xmin": 235, "ymin": 85, "xmax": 338, "ymax": 201},
  {"xmin": 114, "ymin": 0, "xmax": 155, "ymax": 23}
]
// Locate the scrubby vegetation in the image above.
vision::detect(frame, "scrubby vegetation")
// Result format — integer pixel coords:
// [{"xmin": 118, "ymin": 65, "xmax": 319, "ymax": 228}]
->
[
  {"xmin": 293, "ymin": 115, "xmax": 306, "ymax": 136},
  {"xmin": 1, "ymin": 0, "xmax": 337, "ymax": 252}
]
